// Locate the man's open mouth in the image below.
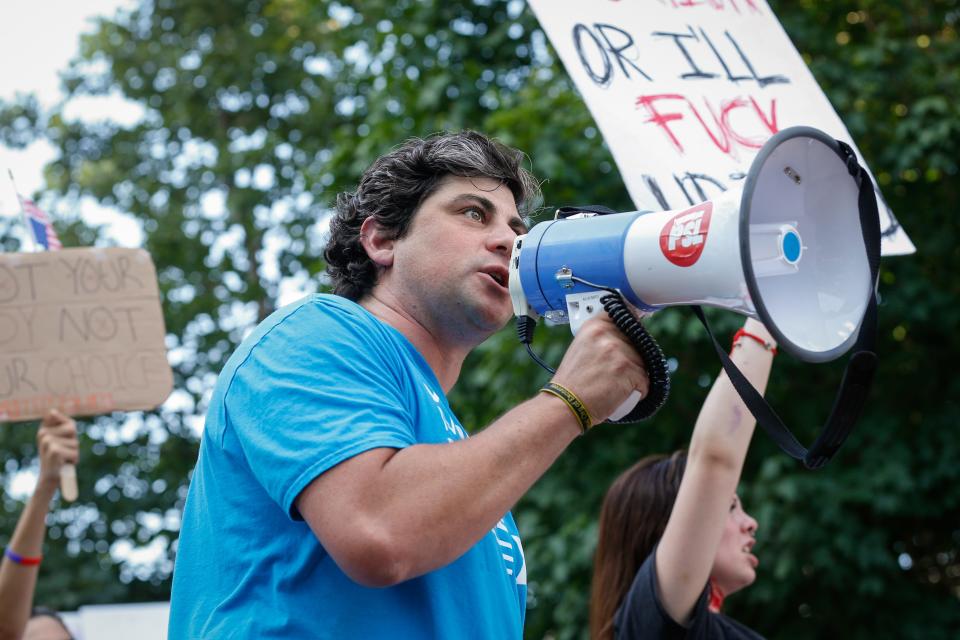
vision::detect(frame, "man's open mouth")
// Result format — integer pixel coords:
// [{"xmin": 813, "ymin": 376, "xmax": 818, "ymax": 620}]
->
[{"xmin": 483, "ymin": 268, "xmax": 508, "ymax": 287}]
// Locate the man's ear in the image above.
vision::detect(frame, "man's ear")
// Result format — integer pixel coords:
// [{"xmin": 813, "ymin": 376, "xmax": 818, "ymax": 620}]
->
[{"xmin": 359, "ymin": 216, "xmax": 395, "ymax": 268}]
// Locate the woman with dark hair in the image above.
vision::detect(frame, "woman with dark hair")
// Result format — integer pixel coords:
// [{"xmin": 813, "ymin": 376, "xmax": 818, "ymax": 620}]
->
[{"xmin": 591, "ymin": 318, "xmax": 777, "ymax": 639}]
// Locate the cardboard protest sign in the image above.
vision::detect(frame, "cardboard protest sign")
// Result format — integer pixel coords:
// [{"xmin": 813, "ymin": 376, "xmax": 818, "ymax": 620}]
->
[
  {"xmin": 0, "ymin": 248, "xmax": 173, "ymax": 422},
  {"xmin": 527, "ymin": 0, "xmax": 914, "ymax": 256}
]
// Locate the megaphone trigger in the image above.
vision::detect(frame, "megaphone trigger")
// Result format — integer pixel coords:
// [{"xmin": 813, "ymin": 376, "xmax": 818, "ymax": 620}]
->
[{"xmin": 608, "ymin": 389, "xmax": 644, "ymax": 422}]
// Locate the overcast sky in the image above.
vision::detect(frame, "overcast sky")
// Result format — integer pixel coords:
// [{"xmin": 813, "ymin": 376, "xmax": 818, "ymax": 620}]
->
[{"xmin": 0, "ymin": 0, "xmax": 136, "ymax": 238}]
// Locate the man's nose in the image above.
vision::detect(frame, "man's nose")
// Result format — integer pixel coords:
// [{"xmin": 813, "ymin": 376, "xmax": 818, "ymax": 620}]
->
[{"xmin": 486, "ymin": 218, "xmax": 516, "ymax": 254}]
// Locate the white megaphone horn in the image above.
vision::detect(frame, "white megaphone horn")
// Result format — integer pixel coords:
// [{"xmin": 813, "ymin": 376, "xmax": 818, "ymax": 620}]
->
[{"xmin": 509, "ymin": 126, "xmax": 881, "ymax": 468}]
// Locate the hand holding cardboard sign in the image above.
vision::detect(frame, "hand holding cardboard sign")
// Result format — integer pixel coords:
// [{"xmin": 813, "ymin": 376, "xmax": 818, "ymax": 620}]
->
[{"xmin": 37, "ymin": 409, "xmax": 79, "ymax": 501}]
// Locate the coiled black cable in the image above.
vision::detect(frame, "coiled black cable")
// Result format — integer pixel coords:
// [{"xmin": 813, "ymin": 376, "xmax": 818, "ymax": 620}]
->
[{"xmin": 599, "ymin": 292, "xmax": 671, "ymax": 422}]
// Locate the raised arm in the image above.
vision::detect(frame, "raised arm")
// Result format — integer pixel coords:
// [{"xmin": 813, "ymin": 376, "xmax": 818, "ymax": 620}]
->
[
  {"xmin": 655, "ymin": 317, "xmax": 776, "ymax": 624},
  {"xmin": 0, "ymin": 411, "xmax": 79, "ymax": 640},
  {"xmin": 296, "ymin": 312, "xmax": 649, "ymax": 587}
]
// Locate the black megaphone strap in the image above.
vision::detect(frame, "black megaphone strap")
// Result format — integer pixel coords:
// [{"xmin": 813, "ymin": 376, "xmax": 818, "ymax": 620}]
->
[{"xmin": 692, "ymin": 140, "xmax": 881, "ymax": 469}]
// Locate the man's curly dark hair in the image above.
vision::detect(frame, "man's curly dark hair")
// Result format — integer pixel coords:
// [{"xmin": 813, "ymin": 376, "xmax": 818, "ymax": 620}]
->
[{"xmin": 325, "ymin": 131, "xmax": 540, "ymax": 301}]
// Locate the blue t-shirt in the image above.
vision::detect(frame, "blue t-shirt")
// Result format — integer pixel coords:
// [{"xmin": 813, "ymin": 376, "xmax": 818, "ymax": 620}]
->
[{"xmin": 168, "ymin": 294, "xmax": 526, "ymax": 639}]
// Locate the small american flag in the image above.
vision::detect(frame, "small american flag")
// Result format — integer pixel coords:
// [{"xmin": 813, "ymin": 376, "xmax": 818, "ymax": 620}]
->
[{"xmin": 19, "ymin": 195, "xmax": 62, "ymax": 251}]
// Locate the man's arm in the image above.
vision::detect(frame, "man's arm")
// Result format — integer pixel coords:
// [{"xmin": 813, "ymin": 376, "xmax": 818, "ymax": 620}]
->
[
  {"xmin": 297, "ymin": 312, "xmax": 649, "ymax": 587},
  {"xmin": 655, "ymin": 317, "xmax": 776, "ymax": 624},
  {"xmin": 0, "ymin": 411, "xmax": 78, "ymax": 640}
]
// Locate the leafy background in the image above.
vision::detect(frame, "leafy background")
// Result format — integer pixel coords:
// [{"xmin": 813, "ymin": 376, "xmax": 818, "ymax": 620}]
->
[{"xmin": 1, "ymin": 1, "xmax": 958, "ymax": 637}]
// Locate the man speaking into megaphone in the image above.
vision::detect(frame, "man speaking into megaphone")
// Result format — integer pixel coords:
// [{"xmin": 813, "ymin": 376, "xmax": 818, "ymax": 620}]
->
[{"xmin": 169, "ymin": 131, "xmax": 656, "ymax": 639}]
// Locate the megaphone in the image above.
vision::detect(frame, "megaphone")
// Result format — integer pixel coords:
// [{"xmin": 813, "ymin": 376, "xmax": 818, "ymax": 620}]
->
[{"xmin": 509, "ymin": 126, "xmax": 881, "ymax": 468}]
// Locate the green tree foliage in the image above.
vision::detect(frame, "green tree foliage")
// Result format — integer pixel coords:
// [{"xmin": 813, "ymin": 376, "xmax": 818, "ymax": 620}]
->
[{"xmin": 1, "ymin": 0, "xmax": 958, "ymax": 637}]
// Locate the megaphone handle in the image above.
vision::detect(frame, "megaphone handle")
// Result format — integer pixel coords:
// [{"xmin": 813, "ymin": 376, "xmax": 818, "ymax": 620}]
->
[
  {"xmin": 608, "ymin": 390, "xmax": 643, "ymax": 421},
  {"xmin": 563, "ymin": 290, "xmax": 671, "ymax": 422}
]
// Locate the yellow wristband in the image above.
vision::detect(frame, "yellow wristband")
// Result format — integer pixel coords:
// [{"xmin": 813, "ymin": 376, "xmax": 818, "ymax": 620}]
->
[{"xmin": 540, "ymin": 382, "xmax": 594, "ymax": 434}]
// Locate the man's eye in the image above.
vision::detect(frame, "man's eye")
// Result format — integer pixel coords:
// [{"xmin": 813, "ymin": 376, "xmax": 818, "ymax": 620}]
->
[{"xmin": 465, "ymin": 208, "xmax": 484, "ymax": 223}]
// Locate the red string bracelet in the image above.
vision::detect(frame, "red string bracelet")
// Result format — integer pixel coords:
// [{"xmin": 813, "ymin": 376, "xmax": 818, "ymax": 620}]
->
[
  {"xmin": 732, "ymin": 328, "xmax": 777, "ymax": 355},
  {"xmin": 4, "ymin": 547, "xmax": 42, "ymax": 566}
]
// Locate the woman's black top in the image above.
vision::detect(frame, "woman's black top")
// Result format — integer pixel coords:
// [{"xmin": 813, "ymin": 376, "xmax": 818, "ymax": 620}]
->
[{"xmin": 614, "ymin": 550, "xmax": 765, "ymax": 639}]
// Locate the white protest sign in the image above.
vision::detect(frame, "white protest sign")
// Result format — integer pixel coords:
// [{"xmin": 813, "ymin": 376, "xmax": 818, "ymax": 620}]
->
[
  {"xmin": 0, "ymin": 247, "xmax": 173, "ymax": 422},
  {"xmin": 527, "ymin": 0, "xmax": 914, "ymax": 255}
]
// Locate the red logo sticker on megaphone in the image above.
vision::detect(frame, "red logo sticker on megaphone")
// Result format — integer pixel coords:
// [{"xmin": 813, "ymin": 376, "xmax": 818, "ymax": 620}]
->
[{"xmin": 660, "ymin": 202, "xmax": 713, "ymax": 267}]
